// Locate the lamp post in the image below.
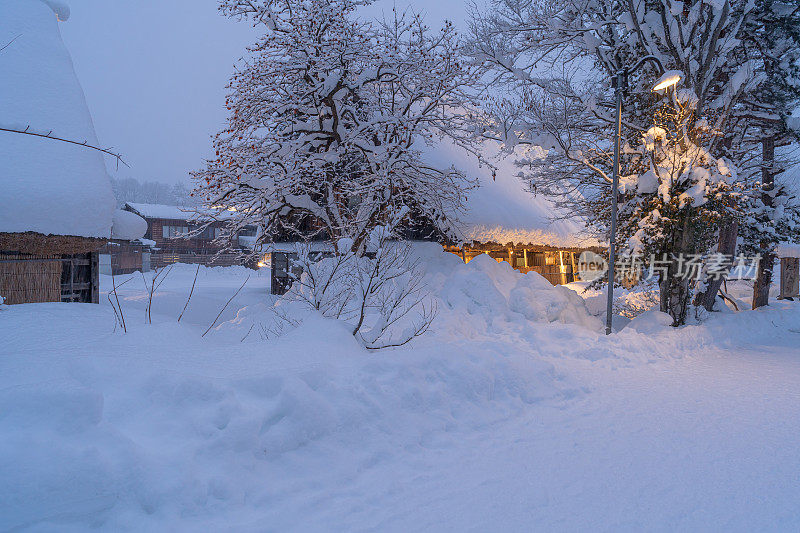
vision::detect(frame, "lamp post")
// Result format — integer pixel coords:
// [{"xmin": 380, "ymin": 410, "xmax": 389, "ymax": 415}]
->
[{"xmin": 605, "ymin": 58, "xmax": 682, "ymax": 335}]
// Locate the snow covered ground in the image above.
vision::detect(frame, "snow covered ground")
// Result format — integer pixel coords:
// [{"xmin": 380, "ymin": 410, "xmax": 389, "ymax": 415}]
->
[{"xmin": 2, "ymin": 246, "xmax": 800, "ymax": 531}]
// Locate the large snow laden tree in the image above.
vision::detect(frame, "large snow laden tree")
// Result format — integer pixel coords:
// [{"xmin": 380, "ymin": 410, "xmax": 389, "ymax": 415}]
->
[
  {"xmin": 195, "ymin": 0, "xmax": 480, "ymax": 348},
  {"xmin": 195, "ymin": 0, "xmax": 479, "ymax": 253},
  {"xmin": 468, "ymin": 0, "xmax": 800, "ymax": 324}
]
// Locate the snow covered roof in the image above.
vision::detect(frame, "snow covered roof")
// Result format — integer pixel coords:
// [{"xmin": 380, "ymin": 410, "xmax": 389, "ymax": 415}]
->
[
  {"xmin": 0, "ymin": 0, "xmax": 115, "ymax": 239},
  {"xmin": 111, "ymin": 209, "xmax": 147, "ymax": 241},
  {"xmin": 41, "ymin": 1, "xmax": 70, "ymax": 21},
  {"xmin": 124, "ymin": 202, "xmax": 239, "ymax": 222},
  {"xmin": 425, "ymin": 141, "xmax": 595, "ymax": 248}
]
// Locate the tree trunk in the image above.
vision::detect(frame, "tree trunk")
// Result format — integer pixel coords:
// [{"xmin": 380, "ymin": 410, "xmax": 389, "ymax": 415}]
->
[
  {"xmin": 753, "ymin": 137, "xmax": 775, "ymax": 309},
  {"xmin": 660, "ymin": 270, "xmax": 691, "ymax": 326},
  {"xmin": 660, "ymin": 215, "xmax": 693, "ymax": 326},
  {"xmin": 752, "ymin": 253, "xmax": 775, "ymax": 308},
  {"xmin": 696, "ymin": 221, "xmax": 738, "ymax": 311}
]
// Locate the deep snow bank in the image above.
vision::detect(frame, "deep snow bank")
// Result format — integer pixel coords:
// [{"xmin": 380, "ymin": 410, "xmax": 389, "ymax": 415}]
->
[
  {"xmin": 0, "ymin": 253, "xmax": 590, "ymax": 530},
  {"xmin": 222, "ymin": 243, "xmax": 603, "ymax": 343},
  {"xmin": 432, "ymin": 247, "xmax": 602, "ymax": 332},
  {"xmin": 2, "ymin": 248, "xmax": 800, "ymax": 529}
]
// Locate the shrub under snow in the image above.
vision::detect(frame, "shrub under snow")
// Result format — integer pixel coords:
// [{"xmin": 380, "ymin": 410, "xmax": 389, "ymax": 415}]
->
[{"xmin": 264, "ymin": 243, "xmax": 603, "ymax": 346}]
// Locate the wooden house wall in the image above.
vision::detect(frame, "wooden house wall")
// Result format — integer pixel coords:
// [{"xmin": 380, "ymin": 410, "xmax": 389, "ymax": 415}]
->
[
  {"xmin": 0, "ymin": 252, "xmax": 98, "ymax": 305},
  {"xmin": 99, "ymin": 241, "xmax": 144, "ymax": 274},
  {"xmin": 143, "ymin": 218, "xmax": 228, "ymax": 254},
  {"xmin": 448, "ymin": 244, "xmax": 587, "ymax": 286}
]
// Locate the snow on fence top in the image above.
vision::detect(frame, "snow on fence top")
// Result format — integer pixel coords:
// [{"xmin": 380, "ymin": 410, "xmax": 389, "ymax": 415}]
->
[
  {"xmin": 777, "ymin": 243, "xmax": 800, "ymax": 259},
  {"xmin": 426, "ymin": 141, "xmax": 594, "ymax": 248},
  {"xmin": 125, "ymin": 203, "xmax": 240, "ymax": 222},
  {"xmin": 0, "ymin": 0, "xmax": 115, "ymax": 239}
]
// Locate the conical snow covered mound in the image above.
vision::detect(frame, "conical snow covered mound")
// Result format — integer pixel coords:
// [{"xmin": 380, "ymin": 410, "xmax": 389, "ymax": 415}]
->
[{"xmin": 0, "ymin": 0, "xmax": 114, "ymax": 239}]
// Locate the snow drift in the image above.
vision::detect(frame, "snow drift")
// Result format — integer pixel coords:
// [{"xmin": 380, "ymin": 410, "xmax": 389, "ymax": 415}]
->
[
  {"xmin": 2, "ymin": 244, "xmax": 800, "ymax": 530},
  {"xmin": 223, "ymin": 243, "xmax": 603, "ymax": 343},
  {"xmin": 0, "ymin": 253, "xmax": 585, "ymax": 530}
]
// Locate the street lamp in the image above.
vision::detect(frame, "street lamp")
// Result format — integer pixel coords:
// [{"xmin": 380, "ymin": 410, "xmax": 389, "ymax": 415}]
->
[{"xmin": 605, "ymin": 57, "xmax": 682, "ymax": 335}]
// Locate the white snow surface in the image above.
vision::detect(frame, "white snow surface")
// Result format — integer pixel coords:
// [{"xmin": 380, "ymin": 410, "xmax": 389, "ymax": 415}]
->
[
  {"xmin": 111, "ymin": 209, "xmax": 147, "ymax": 241},
  {"xmin": 0, "ymin": 0, "xmax": 115, "ymax": 239},
  {"xmin": 1, "ymin": 244, "xmax": 800, "ymax": 530},
  {"xmin": 425, "ymin": 141, "xmax": 594, "ymax": 247}
]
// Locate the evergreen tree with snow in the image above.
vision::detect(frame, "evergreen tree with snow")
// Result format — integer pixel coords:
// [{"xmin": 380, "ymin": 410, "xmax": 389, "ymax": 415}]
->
[
  {"xmin": 614, "ymin": 98, "xmax": 740, "ymax": 324},
  {"xmin": 467, "ymin": 0, "xmax": 800, "ymax": 323},
  {"xmin": 733, "ymin": 0, "xmax": 800, "ymax": 307}
]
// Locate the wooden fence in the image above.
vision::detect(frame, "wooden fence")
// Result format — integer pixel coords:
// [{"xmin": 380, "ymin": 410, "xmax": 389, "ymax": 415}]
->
[{"xmin": 150, "ymin": 252, "xmax": 255, "ymax": 269}]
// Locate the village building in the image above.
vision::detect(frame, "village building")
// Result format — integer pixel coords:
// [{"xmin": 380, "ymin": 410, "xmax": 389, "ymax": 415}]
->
[
  {"xmin": 121, "ymin": 202, "xmax": 258, "ymax": 269},
  {"xmin": 98, "ymin": 210, "xmax": 150, "ymax": 275},
  {"xmin": 429, "ymin": 141, "xmax": 598, "ymax": 285},
  {"xmin": 0, "ymin": 1, "xmax": 145, "ymax": 304}
]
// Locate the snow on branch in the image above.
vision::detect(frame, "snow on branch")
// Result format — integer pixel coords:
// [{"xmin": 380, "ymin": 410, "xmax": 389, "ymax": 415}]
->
[
  {"xmin": 198, "ymin": 0, "xmax": 483, "ymax": 254},
  {"xmin": 0, "ymin": 125, "xmax": 128, "ymax": 169}
]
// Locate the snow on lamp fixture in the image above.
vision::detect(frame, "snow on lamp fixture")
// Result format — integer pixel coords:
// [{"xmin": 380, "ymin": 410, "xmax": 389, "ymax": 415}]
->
[{"xmin": 652, "ymin": 70, "xmax": 683, "ymax": 92}]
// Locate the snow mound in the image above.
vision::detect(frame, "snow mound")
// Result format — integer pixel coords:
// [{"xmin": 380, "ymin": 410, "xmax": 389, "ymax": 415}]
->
[
  {"xmin": 419, "ymin": 244, "xmax": 603, "ymax": 333},
  {"xmin": 0, "ymin": 292, "xmax": 579, "ymax": 530},
  {"xmin": 625, "ymin": 309, "xmax": 674, "ymax": 333},
  {"xmin": 0, "ymin": 0, "xmax": 115, "ymax": 238}
]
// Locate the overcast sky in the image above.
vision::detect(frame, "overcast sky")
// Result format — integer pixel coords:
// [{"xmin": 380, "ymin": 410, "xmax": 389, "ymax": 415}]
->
[{"xmin": 60, "ymin": 0, "xmax": 476, "ymax": 185}]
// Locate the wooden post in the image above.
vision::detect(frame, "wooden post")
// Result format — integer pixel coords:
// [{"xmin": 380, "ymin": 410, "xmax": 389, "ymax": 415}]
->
[
  {"xmin": 523, "ymin": 249, "xmax": 529, "ymax": 268},
  {"xmin": 91, "ymin": 251, "xmax": 99, "ymax": 304},
  {"xmin": 779, "ymin": 257, "xmax": 799, "ymax": 300}
]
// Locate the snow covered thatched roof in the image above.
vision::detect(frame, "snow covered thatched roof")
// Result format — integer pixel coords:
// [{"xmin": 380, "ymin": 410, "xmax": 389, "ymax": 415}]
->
[
  {"xmin": 425, "ymin": 141, "xmax": 594, "ymax": 248},
  {"xmin": 0, "ymin": 0, "xmax": 115, "ymax": 240},
  {"xmin": 124, "ymin": 203, "xmax": 239, "ymax": 222}
]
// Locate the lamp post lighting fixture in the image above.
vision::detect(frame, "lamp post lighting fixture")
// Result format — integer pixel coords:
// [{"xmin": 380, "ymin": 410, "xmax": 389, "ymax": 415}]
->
[{"xmin": 605, "ymin": 57, "xmax": 682, "ymax": 336}]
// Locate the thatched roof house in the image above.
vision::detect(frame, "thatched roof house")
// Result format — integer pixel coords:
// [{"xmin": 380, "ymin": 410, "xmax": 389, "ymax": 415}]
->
[
  {"xmin": 424, "ymin": 141, "xmax": 598, "ymax": 285},
  {"xmin": 0, "ymin": 1, "xmax": 141, "ymax": 304},
  {"xmin": 269, "ymin": 141, "xmax": 597, "ymax": 294}
]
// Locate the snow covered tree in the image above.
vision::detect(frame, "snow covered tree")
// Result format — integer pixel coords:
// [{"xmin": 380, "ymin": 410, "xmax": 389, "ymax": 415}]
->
[
  {"xmin": 733, "ymin": 0, "xmax": 800, "ymax": 308},
  {"xmin": 467, "ymin": 0, "xmax": 800, "ymax": 322},
  {"xmin": 614, "ymin": 98, "xmax": 740, "ymax": 324},
  {"xmin": 194, "ymin": 0, "xmax": 480, "ymax": 255}
]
